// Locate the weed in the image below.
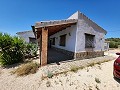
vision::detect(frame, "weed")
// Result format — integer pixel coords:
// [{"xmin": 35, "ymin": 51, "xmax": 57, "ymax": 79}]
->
[
  {"xmin": 98, "ymin": 65, "xmax": 102, "ymax": 70},
  {"xmin": 12, "ymin": 62, "xmax": 39, "ymax": 76},
  {"xmin": 95, "ymin": 85, "xmax": 100, "ymax": 90},
  {"xmin": 87, "ymin": 68, "xmax": 89, "ymax": 72},
  {"xmin": 41, "ymin": 74, "xmax": 45, "ymax": 80},
  {"xmin": 47, "ymin": 71, "xmax": 53, "ymax": 78},
  {"xmin": 88, "ymin": 86, "xmax": 92, "ymax": 90},
  {"xmin": 46, "ymin": 81, "xmax": 51, "ymax": 87},
  {"xmin": 95, "ymin": 78, "xmax": 101, "ymax": 83},
  {"xmin": 70, "ymin": 65, "xmax": 79, "ymax": 72},
  {"xmin": 88, "ymin": 62, "xmax": 95, "ymax": 67}
]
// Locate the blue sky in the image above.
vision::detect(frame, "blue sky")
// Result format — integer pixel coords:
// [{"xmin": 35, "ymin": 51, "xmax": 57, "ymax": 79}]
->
[{"xmin": 0, "ymin": 0, "xmax": 120, "ymax": 38}]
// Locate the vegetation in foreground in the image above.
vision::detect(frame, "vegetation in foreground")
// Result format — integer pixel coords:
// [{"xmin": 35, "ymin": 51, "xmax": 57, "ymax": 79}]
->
[
  {"xmin": 0, "ymin": 32, "xmax": 38, "ymax": 66},
  {"xmin": 11, "ymin": 62, "xmax": 39, "ymax": 76},
  {"xmin": 41, "ymin": 59, "xmax": 110, "ymax": 80}
]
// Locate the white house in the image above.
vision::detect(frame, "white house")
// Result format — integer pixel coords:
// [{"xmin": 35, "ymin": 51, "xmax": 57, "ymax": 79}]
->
[
  {"xmin": 104, "ymin": 41, "xmax": 109, "ymax": 51},
  {"xmin": 16, "ymin": 30, "xmax": 36, "ymax": 43},
  {"xmin": 32, "ymin": 11, "xmax": 107, "ymax": 66}
]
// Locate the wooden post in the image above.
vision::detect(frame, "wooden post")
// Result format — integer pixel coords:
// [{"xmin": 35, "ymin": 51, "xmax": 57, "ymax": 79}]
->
[
  {"xmin": 41, "ymin": 27, "xmax": 48, "ymax": 66},
  {"xmin": 39, "ymin": 34, "xmax": 42, "ymax": 65}
]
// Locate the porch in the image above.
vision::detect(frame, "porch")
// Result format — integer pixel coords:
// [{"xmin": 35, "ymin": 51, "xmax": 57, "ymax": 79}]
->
[
  {"xmin": 32, "ymin": 19, "xmax": 77, "ymax": 66},
  {"xmin": 47, "ymin": 48, "xmax": 73, "ymax": 64}
]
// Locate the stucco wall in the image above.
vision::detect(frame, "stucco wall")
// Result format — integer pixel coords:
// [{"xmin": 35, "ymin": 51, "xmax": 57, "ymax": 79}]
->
[
  {"xmin": 75, "ymin": 19, "xmax": 105, "ymax": 53},
  {"xmin": 17, "ymin": 31, "xmax": 35, "ymax": 43},
  {"xmin": 50, "ymin": 25, "xmax": 77, "ymax": 52}
]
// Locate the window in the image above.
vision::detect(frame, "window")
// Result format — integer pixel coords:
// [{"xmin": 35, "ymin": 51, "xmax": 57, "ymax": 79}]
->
[
  {"xmin": 85, "ymin": 33, "xmax": 95, "ymax": 48},
  {"xmin": 59, "ymin": 34, "xmax": 66, "ymax": 46},
  {"xmin": 52, "ymin": 37, "xmax": 55, "ymax": 45},
  {"xmin": 29, "ymin": 37, "xmax": 36, "ymax": 43}
]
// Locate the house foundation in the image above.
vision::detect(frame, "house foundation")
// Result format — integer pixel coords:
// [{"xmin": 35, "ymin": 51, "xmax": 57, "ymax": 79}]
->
[
  {"xmin": 75, "ymin": 51, "xmax": 104, "ymax": 59},
  {"xmin": 51, "ymin": 47, "xmax": 104, "ymax": 60}
]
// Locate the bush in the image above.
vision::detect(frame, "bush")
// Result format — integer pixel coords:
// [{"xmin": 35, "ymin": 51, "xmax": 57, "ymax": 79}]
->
[
  {"xmin": 0, "ymin": 32, "xmax": 38, "ymax": 66},
  {"xmin": 12, "ymin": 62, "xmax": 39, "ymax": 76},
  {"xmin": 0, "ymin": 33, "xmax": 37, "ymax": 65},
  {"xmin": 24, "ymin": 43, "xmax": 38, "ymax": 58},
  {"xmin": 0, "ymin": 33, "xmax": 25, "ymax": 65},
  {"xmin": 109, "ymin": 41, "xmax": 118, "ymax": 48},
  {"xmin": 47, "ymin": 71, "xmax": 53, "ymax": 78}
]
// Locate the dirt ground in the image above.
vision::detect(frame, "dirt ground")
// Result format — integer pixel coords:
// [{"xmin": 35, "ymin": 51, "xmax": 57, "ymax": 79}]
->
[{"xmin": 0, "ymin": 49, "xmax": 120, "ymax": 90}]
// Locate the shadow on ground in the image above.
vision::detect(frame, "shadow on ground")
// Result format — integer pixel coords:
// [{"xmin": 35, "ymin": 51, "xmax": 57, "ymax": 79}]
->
[
  {"xmin": 114, "ymin": 77, "xmax": 120, "ymax": 84},
  {"xmin": 47, "ymin": 48, "xmax": 73, "ymax": 64}
]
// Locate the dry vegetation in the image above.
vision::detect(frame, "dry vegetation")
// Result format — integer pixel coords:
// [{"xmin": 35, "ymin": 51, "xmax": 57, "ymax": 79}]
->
[
  {"xmin": 11, "ymin": 62, "xmax": 39, "ymax": 76},
  {"xmin": 41, "ymin": 59, "xmax": 111, "ymax": 80},
  {"xmin": 70, "ymin": 65, "xmax": 79, "ymax": 72},
  {"xmin": 69, "ymin": 59, "xmax": 110, "ymax": 74}
]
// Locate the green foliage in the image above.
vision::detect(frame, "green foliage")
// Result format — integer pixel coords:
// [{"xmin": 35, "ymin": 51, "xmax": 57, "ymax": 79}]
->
[
  {"xmin": 24, "ymin": 43, "xmax": 38, "ymax": 58},
  {"xmin": 109, "ymin": 41, "xmax": 118, "ymax": 48},
  {"xmin": 106, "ymin": 38, "xmax": 120, "ymax": 48},
  {"xmin": 47, "ymin": 71, "xmax": 53, "ymax": 78},
  {"xmin": 0, "ymin": 33, "xmax": 25, "ymax": 65},
  {"xmin": 0, "ymin": 32, "xmax": 38, "ymax": 66}
]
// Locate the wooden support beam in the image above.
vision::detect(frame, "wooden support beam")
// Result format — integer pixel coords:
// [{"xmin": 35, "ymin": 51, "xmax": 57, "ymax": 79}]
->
[{"xmin": 41, "ymin": 27, "xmax": 48, "ymax": 66}]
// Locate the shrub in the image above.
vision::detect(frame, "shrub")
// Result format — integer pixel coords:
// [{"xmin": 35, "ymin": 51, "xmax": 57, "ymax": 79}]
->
[
  {"xmin": 109, "ymin": 41, "xmax": 118, "ymax": 48},
  {"xmin": 70, "ymin": 65, "xmax": 79, "ymax": 72},
  {"xmin": 0, "ymin": 33, "xmax": 25, "ymax": 65},
  {"xmin": 24, "ymin": 43, "xmax": 38, "ymax": 58},
  {"xmin": 47, "ymin": 71, "xmax": 53, "ymax": 78},
  {"xmin": 12, "ymin": 62, "xmax": 39, "ymax": 76},
  {"xmin": 0, "ymin": 32, "xmax": 38, "ymax": 66}
]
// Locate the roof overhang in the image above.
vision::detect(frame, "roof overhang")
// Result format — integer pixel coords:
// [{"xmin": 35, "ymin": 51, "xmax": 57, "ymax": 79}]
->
[{"xmin": 32, "ymin": 19, "xmax": 77, "ymax": 38}]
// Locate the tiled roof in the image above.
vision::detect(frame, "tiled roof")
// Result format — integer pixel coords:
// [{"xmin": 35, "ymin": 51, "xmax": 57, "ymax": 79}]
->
[
  {"xmin": 35, "ymin": 19, "xmax": 77, "ymax": 28},
  {"xmin": 16, "ymin": 30, "xmax": 33, "ymax": 34}
]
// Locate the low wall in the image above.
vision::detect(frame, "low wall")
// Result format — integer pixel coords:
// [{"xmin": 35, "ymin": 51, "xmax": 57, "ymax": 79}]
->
[
  {"xmin": 51, "ymin": 47, "xmax": 104, "ymax": 60},
  {"xmin": 75, "ymin": 51, "xmax": 104, "ymax": 59}
]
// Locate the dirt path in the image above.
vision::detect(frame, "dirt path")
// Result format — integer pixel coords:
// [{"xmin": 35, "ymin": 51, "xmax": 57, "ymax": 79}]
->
[
  {"xmin": 0, "ymin": 49, "xmax": 120, "ymax": 90},
  {"xmin": 0, "ymin": 60, "xmax": 120, "ymax": 90},
  {"xmin": 39, "ymin": 60, "xmax": 120, "ymax": 90}
]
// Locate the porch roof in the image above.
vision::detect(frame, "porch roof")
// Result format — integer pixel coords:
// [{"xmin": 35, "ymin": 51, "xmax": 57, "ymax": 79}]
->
[{"xmin": 32, "ymin": 19, "xmax": 77, "ymax": 38}]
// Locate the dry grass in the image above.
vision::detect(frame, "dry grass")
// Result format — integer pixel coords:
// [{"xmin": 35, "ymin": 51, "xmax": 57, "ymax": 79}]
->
[
  {"xmin": 12, "ymin": 62, "xmax": 39, "ymax": 76},
  {"xmin": 87, "ymin": 60, "xmax": 110, "ymax": 67},
  {"xmin": 70, "ymin": 65, "xmax": 79, "ymax": 72},
  {"xmin": 41, "ymin": 59, "xmax": 111, "ymax": 80}
]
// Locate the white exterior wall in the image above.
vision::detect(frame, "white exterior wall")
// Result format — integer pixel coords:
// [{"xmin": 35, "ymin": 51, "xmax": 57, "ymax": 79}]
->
[
  {"xmin": 75, "ymin": 19, "xmax": 105, "ymax": 53},
  {"xmin": 104, "ymin": 42, "xmax": 109, "ymax": 51},
  {"xmin": 17, "ymin": 31, "xmax": 35, "ymax": 43},
  {"xmin": 50, "ymin": 25, "xmax": 77, "ymax": 52}
]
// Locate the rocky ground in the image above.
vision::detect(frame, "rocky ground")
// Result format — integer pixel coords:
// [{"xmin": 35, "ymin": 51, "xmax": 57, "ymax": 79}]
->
[{"xmin": 0, "ymin": 49, "xmax": 120, "ymax": 90}]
